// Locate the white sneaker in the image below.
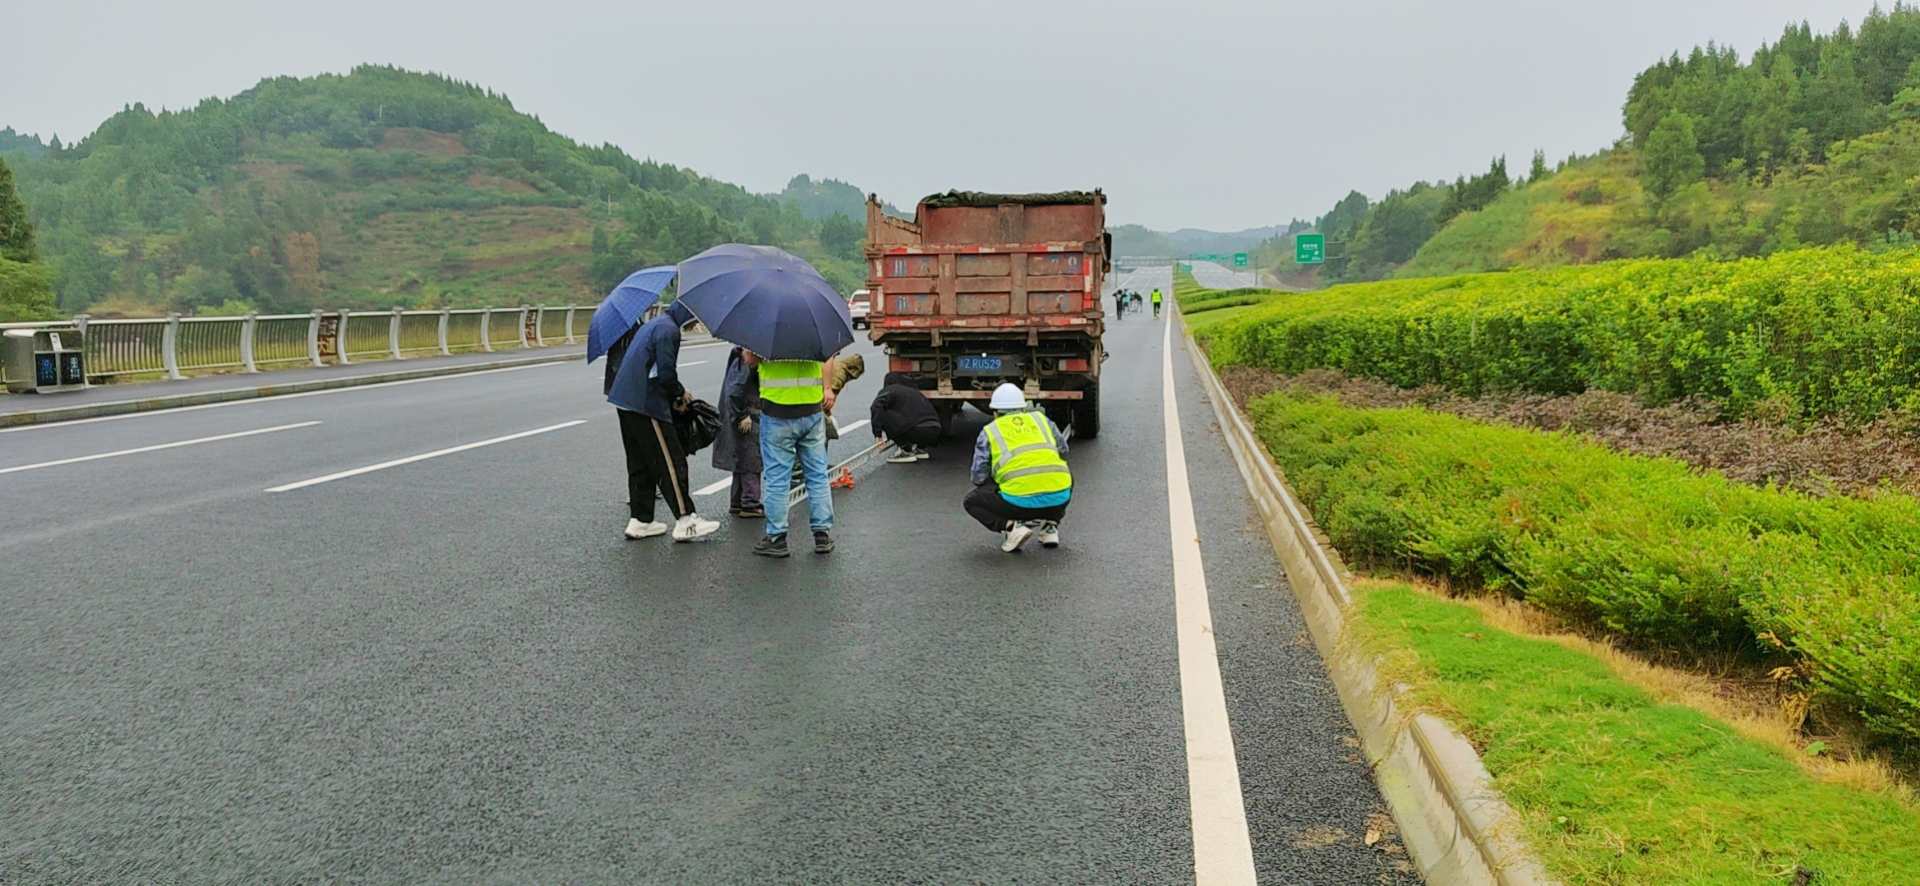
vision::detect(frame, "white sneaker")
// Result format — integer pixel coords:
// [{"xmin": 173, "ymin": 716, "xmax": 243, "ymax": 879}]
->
[
  {"xmin": 887, "ymin": 447, "xmax": 919, "ymax": 464},
  {"xmin": 915, "ymin": 448, "xmax": 931, "ymax": 461},
  {"xmin": 625, "ymin": 518, "xmax": 668, "ymax": 539},
  {"xmin": 1001, "ymin": 522, "xmax": 1035, "ymax": 553},
  {"xmin": 672, "ymin": 514, "xmax": 720, "ymax": 542},
  {"xmin": 1038, "ymin": 521, "xmax": 1061, "ymax": 548}
]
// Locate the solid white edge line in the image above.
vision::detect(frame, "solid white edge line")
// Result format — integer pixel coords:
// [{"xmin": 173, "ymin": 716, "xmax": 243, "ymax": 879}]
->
[
  {"xmin": 0, "ymin": 361, "xmax": 565, "ymax": 435},
  {"xmin": 0, "ymin": 421, "xmax": 323, "ymax": 476},
  {"xmin": 266, "ymin": 419, "xmax": 587, "ymax": 493},
  {"xmin": 1163, "ymin": 297, "xmax": 1258, "ymax": 883}
]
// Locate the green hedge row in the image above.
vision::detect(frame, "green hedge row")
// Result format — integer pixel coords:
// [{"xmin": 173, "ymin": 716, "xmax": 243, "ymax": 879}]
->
[
  {"xmin": 1250, "ymin": 392, "xmax": 1920, "ymax": 741},
  {"xmin": 1201, "ymin": 246, "xmax": 1920, "ymax": 422}
]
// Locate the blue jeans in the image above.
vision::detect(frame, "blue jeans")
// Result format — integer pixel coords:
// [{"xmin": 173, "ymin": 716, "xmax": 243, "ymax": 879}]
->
[{"xmin": 759, "ymin": 412, "xmax": 832, "ymax": 537}]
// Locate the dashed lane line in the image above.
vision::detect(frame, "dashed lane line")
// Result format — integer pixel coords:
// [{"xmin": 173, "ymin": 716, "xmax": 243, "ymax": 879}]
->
[
  {"xmin": 266, "ymin": 420, "xmax": 587, "ymax": 493},
  {"xmin": 0, "ymin": 421, "xmax": 323, "ymax": 476}
]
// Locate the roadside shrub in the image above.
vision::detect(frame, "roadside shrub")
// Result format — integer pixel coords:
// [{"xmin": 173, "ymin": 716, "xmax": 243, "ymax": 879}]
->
[
  {"xmin": 1201, "ymin": 245, "xmax": 1920, "ymax": 423},
  {"xmin": 1250, "ymin": 392, "xmax": 1920, "ymax": 741}
]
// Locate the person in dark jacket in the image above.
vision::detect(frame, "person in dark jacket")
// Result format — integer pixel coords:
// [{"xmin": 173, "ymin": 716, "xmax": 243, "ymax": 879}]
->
[
  {"xmin": 870, "ymin": 372, "xmax": 942, "ymax": 463},
  {"xmin": 712, "ymin": 347, "xmax": 764, "ymax": 518},
  {"xmin": 606, "ymin": 301, "xmax": 719, "ymax": 542}
]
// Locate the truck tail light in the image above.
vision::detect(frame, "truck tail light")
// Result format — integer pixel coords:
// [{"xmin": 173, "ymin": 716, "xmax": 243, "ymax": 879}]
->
[
  {"xmin": 1059, "ymin": 358, "xmax": 1090, "ymax": 372},
  {"xmin": 889, "ymin": 357, "xmax": 918, "ymax": 373}
]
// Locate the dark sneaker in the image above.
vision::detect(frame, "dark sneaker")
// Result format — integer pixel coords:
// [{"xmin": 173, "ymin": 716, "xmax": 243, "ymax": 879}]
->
[
  {"xmin": 753, "ymin": 533, "xmax": 790, "ymax": 558},
  {"xmin": 812, "ymin": 530, "xmax": 834, "ymax": 554},
  {"xmin": 732, "ymin": 505, "xmax": 765, "ymax": 519}
]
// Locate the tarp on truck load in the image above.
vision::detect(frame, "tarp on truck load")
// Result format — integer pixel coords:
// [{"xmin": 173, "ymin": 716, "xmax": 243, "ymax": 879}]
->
[{"xmin": 919, "ymin": 190, "xmax": 1103, "ymax": 209}]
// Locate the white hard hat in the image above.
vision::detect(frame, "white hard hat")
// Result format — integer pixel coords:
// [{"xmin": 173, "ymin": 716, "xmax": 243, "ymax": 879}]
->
[{"xmin": 989, "ymin": 383, "xmax": 1027, "ymax": 411}]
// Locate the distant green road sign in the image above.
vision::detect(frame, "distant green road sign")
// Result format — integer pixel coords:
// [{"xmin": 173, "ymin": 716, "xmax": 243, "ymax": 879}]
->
[
  {"xmin": 1295, "ymin": 234, "xmax": 1326, "ymax": 265},
  {"xmin": 1232, "ymin": 252, "xmax": 1249, "ymax": 268}
]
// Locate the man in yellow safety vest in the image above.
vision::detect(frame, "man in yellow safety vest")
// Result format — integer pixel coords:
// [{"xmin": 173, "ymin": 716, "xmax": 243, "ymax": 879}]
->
[
  {"xmin": 965, "ymin": 383, "xmax": 1072, "ymax": 553},
  {"xmin": 753, "ymin": 354, "xmax": 838, "ymax": 558}
]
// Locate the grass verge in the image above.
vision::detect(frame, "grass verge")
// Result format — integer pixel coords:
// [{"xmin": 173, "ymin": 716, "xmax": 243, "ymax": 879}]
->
[
  {"xmin": 1248, "ymin": 389, "xmax": 1920, "ymax": 743},
  {"xmin": 1352, "ymin": 581, "xmax": 1920, "ymax": 884}
]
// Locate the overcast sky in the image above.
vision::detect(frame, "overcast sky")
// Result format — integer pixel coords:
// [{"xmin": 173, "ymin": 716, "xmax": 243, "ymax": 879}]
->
[{"xmin": 5, "ymin": 0, "xmax": 1872, "ymax": 230}]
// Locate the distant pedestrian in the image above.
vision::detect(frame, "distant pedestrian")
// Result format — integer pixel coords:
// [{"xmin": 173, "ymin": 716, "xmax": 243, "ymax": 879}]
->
[
  {"xmin": 713, "ymin": 347, "xmax": 763, "ymax": 519},
  {"xmin": 754, "ymin": 355, "xmax": 838, "ymax": 558},
  {"xmin": 964, "ymin": 383, "xmax": 1071, "ymax": 553},
  {"xmin": 871, "ymin": 372, "xmax": 942, "ymax": 463},
  {"xmin": 1113, "ymin": 289, "xmax": 1127, "ymax": 318},
  {"xmin": 1151, "ymin": 288, "xmax": 1163, "ymax": 318},
  {"xmin": 606, "ymin": 301, "xmax": 721, "ymax": 542}
]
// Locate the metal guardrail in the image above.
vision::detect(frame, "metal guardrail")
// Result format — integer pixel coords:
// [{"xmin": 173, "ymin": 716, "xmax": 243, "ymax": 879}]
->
[{"xmin": 0, "ymin": 305, "xmax": 596, "ymax": 387}]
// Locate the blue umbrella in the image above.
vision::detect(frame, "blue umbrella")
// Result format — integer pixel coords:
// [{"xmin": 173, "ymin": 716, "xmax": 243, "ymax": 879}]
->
[
  {"xmin": 675, "ymin": 244, "xmax": 853, "ymax": 362},
  {"xmin": 586, "ymin": 265, "xmax": 677, "ymax": 363}
]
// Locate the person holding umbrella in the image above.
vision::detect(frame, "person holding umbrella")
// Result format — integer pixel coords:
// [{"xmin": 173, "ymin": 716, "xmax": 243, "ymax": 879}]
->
[
  {"xmin": 675, "ymin": 244, "xmax": 856, "ymax": 559},
  {"xmin": 605, "ymin": 299, "xmax": 722, "ymax": 542},
  {"xmin": 589, "ymin": 266, "xmax": 719, "ymax": 542}
]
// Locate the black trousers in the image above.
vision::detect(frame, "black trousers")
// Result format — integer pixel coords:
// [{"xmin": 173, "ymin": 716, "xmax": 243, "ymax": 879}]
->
[
  {"xmin": 618, "ymin": 409, "xmax": 693, "ymax": 522},
  {"xmin": 964, "ymin": 482, "xmax": 1068, "ymax": 532},
  {"xmin": 887, "ymin": 424, "xmax": 942, "ymax": 449}
]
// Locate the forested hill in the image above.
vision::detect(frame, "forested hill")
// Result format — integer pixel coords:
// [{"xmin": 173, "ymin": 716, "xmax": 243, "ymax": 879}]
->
[
  {"xmin": 0, "ymin": 66, "xmax": 867, "ymax": 316},
  {"xmin": 1272, "ymin": 3, "xmax": 1920, "ymax": 284}
]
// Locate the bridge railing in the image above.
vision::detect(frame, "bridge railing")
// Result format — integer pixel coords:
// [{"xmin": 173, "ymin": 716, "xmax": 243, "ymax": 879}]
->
[{"xmin": 1, "ymin": 304, "xmax": 594, "ymax": 387}]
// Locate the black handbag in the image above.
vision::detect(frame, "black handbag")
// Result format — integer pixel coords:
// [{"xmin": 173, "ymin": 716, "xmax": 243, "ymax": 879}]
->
[{"xmin": 676, "ymin": 398, "xmax": 721, "ymax": 454}]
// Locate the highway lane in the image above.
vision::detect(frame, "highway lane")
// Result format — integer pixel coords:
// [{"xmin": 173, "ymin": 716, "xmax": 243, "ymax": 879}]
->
[
  {"xmin": 0, "ymin": 275, "xmax": 1412, "ymax": 882},
  {"xmin": 1187, "ymin": 259, "xmax": 1259, "ymax": 290}
]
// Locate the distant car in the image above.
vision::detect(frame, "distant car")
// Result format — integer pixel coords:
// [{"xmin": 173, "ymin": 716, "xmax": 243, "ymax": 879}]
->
[{"xmin": 849, "ymin": 289, "xmax": 872, "ymax": 329}]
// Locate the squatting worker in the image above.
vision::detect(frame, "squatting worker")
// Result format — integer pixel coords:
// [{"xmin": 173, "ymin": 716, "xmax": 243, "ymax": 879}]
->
[
  {"xmin": 606, "ymin": 301, "xmax": 720, "ymax": 543},
  {"xmin": 754, "ymin": 353, "xmax": 838, "ymax": 558},
  {"xmin": 965, "ymin": 383, "xmax": 1071, "ymax": 553},
  {"xmin": 870, "ymin": 372, "xmax": 942, "ymax": 463}
]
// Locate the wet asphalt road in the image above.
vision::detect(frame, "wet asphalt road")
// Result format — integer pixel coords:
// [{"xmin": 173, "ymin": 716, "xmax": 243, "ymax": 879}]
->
[{"xmin": 0, "ymin": 266, "xmax": 1415, "ymax": 883}]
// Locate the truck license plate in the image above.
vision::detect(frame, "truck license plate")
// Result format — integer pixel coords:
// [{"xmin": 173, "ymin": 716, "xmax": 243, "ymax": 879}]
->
[{"xmin": 957, "ymin": 356, "xmax": 1003, "ymax": 372}]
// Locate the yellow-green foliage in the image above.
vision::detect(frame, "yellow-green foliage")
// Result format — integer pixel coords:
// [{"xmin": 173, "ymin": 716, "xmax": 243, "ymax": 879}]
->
[
  {"xmin": 1252, "ymin": 392, "xmax": 1920, "ymax": 742},
  {"xmin": 1401, "ymin": 152, "xmax": 1656, "ymax": 276},
  {"xmin": 1201, "ymin": 244, "xmax": 1920, "ymax": 422},
  {"xmin": 1355, "ymin": 583, "xmax": 1920, "ymax": 882}
]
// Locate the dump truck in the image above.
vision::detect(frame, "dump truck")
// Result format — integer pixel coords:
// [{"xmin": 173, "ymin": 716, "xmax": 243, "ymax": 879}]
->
[{"xmin": 864, "ymin": 190, "xmax": 1110, "ymax": 438}]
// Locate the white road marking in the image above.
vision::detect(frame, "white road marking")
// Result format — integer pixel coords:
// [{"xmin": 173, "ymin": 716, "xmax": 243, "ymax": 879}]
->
[
  {"xmin": 694, "ymin": 477, "xmax": 733, "ymax": 496},
  {"xmin": 0, "ymin": 421, "xmax": 322, "ymax": 476},
  {"xmin": 1162, "ymin": 305, "xmax": 1257, "ymax": 883},
  {"xmin": 0, "ymin": 361, "xmax": 566, "ymax": 435},
  {"xmin": 678, "ymin": 361, "xmax": 708, "ymax": 368},
  {"xmin": 266, "ymin": 420, "xmax": 586, "ymax": 493}
]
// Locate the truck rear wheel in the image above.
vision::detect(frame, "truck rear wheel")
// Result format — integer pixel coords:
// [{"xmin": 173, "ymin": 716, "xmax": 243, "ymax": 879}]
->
[{"xmin": 1071, "ymin": 384, "xmax": 1100, "ymax": 439}]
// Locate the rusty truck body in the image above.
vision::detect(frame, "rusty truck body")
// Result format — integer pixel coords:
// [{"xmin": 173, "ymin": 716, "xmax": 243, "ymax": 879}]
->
[{"xmin": 864, "ymin": 190, "xmax": 1110, "ymax": 437}]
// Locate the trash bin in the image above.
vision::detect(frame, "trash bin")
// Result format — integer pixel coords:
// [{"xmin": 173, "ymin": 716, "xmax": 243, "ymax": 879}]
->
[{"xmin": 3, "ymin": 326, "xmax": 87, "ymax": 394}]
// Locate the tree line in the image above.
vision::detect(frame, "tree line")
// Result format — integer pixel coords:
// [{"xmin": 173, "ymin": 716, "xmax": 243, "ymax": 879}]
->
[
  {"xmin": 1269, "ymin": 4, "xmax": 1920, "ymax": 283},
  {"xmin": 0, "ymin": 66, "xmax": 868, "ymax": 317}
]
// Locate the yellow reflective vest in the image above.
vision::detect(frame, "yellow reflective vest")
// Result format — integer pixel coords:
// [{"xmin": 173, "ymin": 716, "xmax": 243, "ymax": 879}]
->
[
  {"xmin": 986, "ymin": 410, "xmax": 1071, "ymax": 497},
  {"xmin": 759, "ymin": 359, "xmax": 824, "ymax": 407}
]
